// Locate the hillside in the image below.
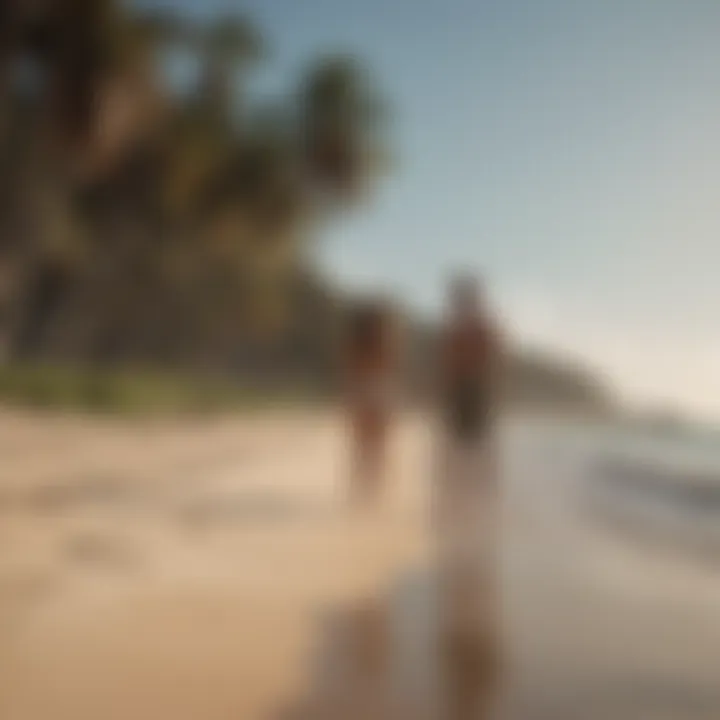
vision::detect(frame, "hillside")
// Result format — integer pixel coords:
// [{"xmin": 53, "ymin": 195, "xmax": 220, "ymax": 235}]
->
[
  {"xmin": 0, "ymin": 4, "xmax": 615, "ymax": 416},
  {"xmin": 406, "ymin": 321, "xmax": 613, "ymax": 413},
  {"xmin": 281, "ymin": 270, "xmax": 616, "ymax": 413}
]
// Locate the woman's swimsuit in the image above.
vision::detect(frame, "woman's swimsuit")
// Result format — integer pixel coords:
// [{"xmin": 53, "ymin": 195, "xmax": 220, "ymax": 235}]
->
[{"xmin": 354, "ymin": 373, "xmax": 393, "ymax": 417}]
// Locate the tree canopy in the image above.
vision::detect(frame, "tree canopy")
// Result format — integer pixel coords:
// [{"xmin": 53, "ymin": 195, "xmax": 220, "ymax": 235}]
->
[{"xmin": 0, "ymin": 1, "xmax": 389, "ymax": 366}]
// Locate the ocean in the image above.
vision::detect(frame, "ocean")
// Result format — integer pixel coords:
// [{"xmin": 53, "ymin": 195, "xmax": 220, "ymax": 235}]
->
[{"xmin": 498, "ymin": 417, "xmax": 720, "ymax": 719}]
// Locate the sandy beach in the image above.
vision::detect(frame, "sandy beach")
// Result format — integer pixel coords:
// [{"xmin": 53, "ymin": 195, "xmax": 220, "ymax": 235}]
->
[
  {"xmin": 0, "ymin": 409, "xmax": 433, "ymax": 719},
  {"xmin": 1, "ymin": 409, "xmax": 719, "ymax": 719}
]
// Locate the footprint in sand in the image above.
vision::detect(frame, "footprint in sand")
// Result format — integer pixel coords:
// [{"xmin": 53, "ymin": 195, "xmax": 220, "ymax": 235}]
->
[
  {"xmin": 29, "ymin": 475, "xmax": 132, "ymax": 514},
  {"xmin": 0, "ymin": 569, "xmax": 61, "ymax": 638},
  {"xmin": 177, "ymin": 491, "xmax": 324, "ymax": 532},
  {"xmin": 64, "ymin": 531, "xmax": 140, "ymax": 570}
]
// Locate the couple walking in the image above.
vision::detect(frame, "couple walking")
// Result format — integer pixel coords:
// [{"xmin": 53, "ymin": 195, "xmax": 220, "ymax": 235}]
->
[
  {"xmin": 345, "ymin": 273, "xmax": 502, "ymax": 510},
  {"xmin": 342, "ymin": 273, "xmax": 504, "ymax": 717}
]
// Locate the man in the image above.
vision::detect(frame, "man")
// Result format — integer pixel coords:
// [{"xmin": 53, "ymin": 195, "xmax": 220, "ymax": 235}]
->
[
  {"xmin": 433, "ymin": 273, "xmax": 504, "ymax": 693},
  {"xmin": 437, "ymin": 273, "xmax": 502, "ymax": 491}
]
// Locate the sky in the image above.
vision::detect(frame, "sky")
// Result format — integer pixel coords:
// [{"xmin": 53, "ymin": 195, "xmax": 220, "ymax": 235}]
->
[{"xmin": 140, "ymin": 0, "xmax": 720, "ymax": 420}]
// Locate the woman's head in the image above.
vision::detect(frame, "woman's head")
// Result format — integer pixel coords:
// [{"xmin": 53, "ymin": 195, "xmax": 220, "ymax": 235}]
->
[{"xmin": 348, "ymin": 298, "xmax": 395, "ymax": 357}]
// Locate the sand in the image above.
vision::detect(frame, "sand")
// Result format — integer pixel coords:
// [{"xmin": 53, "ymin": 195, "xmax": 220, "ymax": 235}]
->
[
  {"xmin": 1, "ymin": 408, "xmax": 719, "ymax": 719},
  {"xmin": 0, "ymin": 409, "xmax": 431, "ymax": 719}
]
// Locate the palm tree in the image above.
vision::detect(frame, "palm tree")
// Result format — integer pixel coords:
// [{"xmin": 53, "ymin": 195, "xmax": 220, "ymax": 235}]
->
[
  {"xmin": 300, "ymin": 55, "xmax": 388, "ymax": 201},
  {"xmin": 0, "ymin": 3, "xmax": 392, "ymax": 365},
  {"xmin": 189, "ymin": 16, "xmax": 264, "ymax": 128}
]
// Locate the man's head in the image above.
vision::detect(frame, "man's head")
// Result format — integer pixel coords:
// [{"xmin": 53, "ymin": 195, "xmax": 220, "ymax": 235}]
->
[{"xmin": 448, "ymin": 273, "xmax": 484, "ymax": 319}]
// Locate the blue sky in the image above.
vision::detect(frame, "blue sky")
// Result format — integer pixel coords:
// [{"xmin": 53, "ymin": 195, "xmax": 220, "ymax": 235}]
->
[{"xmin": 139, "ymin": 0, "xmax": 720, "ymax": 418}]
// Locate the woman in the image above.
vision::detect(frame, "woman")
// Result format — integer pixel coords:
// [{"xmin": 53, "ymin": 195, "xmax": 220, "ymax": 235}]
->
[{"xmin": 344, "ymin": 300, "xmax": 398, "ymax": 507}]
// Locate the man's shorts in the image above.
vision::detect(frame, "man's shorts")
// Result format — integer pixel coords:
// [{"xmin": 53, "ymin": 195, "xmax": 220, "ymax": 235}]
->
[{"xmin": 444, "ymin": 380, "xmax": 491, "ymax": 443}]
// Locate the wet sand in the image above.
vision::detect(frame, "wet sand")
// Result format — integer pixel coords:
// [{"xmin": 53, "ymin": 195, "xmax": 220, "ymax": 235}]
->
[
  {"xmin": 1, "ymin": 409, "xmax": 719, "ymax": 719},
  {"xmin": 0, "ymin": 410, "xmax": 430, "ymax": 719}
]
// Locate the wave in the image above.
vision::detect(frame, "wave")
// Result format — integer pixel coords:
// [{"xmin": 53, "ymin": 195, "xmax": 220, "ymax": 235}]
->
[{"xmin": 584, "ymin": 457, "xmax": 720, "ymax": 560}]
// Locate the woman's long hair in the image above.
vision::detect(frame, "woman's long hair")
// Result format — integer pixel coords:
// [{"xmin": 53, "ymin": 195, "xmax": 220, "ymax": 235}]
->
[{"xmin": 347, "ymin": 299, "xmax": 394, "ymax": 365}]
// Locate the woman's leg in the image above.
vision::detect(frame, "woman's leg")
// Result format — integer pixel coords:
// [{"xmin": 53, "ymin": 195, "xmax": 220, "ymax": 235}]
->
[
  {"xmin": 360, "ymin": 412, "xmax": 388, "ymax": 504},
  {"xmin": 350, "ymin": 410, "xmax": 385, "ymax": 507}
]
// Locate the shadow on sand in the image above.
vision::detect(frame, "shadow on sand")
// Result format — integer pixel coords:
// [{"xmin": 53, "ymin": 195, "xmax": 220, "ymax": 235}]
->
[{"xmin": 276, "ymin": 570, "xmax": 503, "ymax": 720}]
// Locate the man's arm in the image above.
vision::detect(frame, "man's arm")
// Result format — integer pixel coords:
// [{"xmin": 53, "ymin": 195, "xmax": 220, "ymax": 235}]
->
[
  {"xmin": 487, "ymin": 321, "xmax": 505, "ymax": 411},
  {"xmin": 430, "ymin": 327, "xmax": 450, "ymax": 408}
]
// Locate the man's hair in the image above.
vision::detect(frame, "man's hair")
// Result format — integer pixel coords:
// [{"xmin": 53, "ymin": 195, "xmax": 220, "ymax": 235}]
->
[{"xmin": 449, "ymin": 272, "xmax": 484, "ymax": 305}]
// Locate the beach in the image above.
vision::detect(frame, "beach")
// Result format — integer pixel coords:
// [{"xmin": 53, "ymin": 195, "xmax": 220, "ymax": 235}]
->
[{"xmin": 1, "ymin": 409, "xmax": 719, "ymax": 719}]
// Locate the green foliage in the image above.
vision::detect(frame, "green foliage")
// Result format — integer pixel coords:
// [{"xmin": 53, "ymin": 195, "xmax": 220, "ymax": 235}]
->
[
  {"xmin": 0, "ymin": 2, "xmax": 389, "ymax": 367},
  {"xmin": 0, "ymin": 364, "xmax": 322, "ymax": 415},
  {"xmin": 301, "ymin": 55, "xmax": 388, "ymax": 197},
  {"xmin": 201, "ymin": 16, "xmax": 265, "ymax": 66}
]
